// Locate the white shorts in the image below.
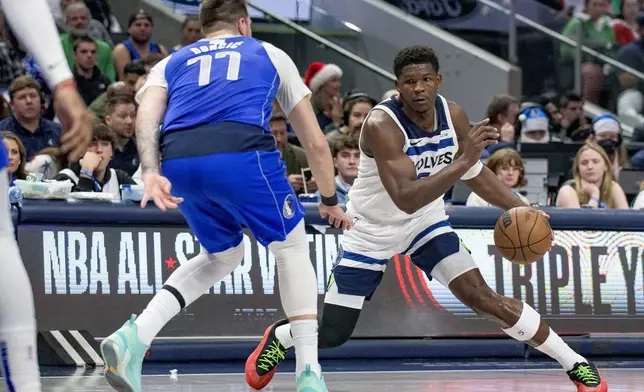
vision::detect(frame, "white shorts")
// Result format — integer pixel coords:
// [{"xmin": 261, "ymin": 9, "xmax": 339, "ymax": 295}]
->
[{"xmin": 327, "ymin": 210, "xmax": 477, "ymax": 306}]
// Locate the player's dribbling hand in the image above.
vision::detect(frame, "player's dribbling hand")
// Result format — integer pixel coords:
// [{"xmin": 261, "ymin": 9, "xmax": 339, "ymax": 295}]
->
[
  {"xmin": 141, "ymin": 172, "xmax": 184, "ymax": 211},
  {"xmin": 319, "ymin": 203, "xmax": 352, "ymax": 230},
  {"xmin": 53, "ymin": 82, "xmax": 94, "ymax": 162},
  {"xmin": 462, "ymin": 118, "xmax": 499, "ymax": 166}
]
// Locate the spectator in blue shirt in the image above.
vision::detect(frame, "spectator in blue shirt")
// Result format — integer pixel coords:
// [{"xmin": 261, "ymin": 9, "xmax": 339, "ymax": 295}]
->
[{"xmin": 0, "ymin": 76, "xmax": 61, "ymax": 160}]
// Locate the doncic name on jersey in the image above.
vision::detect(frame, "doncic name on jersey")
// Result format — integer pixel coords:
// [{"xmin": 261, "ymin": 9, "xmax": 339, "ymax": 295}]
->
[{"xmin": 188, "ymin": 38, "xmax": 243, "ymax": 55}]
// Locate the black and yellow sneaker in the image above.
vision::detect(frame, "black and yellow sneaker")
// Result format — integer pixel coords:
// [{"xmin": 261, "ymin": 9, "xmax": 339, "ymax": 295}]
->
[
  {"xmin": 566, "ymin": 362, "xmax": 608, "ymax": 392},
  {"xmin": 245, "ymin": 319, "xmax": 292, "ymax": 390}
]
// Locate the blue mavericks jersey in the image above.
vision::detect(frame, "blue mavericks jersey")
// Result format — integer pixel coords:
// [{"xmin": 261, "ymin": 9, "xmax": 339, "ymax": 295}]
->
[{"xmin": 162, "ymin": 36, "xmax": 279, "ymax": 134}]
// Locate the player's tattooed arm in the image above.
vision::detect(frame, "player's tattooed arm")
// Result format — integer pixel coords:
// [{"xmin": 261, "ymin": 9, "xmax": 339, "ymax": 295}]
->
[
  {"xmin": 135, "ymin": 86, "xmax": 168, "ymax": 174},
  {"xmin": 449, "ymin": 101, "xmax": 527, "ymax": 209},
  {"xmin": 363, "ymin": 110, "xmax": 471, "ymax": 214}
]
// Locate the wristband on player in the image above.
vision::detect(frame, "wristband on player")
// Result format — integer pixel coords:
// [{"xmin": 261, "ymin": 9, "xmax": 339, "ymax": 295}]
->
[
  {"xmin": 54, "ymin": 79, "xmax": 76, "ymax": 93},
  {"xmin": 320, "ymin": 193, "xmax": 338, "ymax": 207}
]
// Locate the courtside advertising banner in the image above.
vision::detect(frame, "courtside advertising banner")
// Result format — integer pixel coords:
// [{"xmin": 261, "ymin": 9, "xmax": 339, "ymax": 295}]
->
[{"xmin": 19, "ymin": 225, "xmax": 644, "ymax": 337}]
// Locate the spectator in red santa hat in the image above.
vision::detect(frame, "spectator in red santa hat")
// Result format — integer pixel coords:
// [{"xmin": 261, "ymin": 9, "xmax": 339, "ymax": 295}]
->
[
  {"xmin": 303, "ymin": 61, "xmax": 343, "ymax": 131},
  {"xmin": 612, "ymin": 0, "xmax": 640, "ymax": 45}
]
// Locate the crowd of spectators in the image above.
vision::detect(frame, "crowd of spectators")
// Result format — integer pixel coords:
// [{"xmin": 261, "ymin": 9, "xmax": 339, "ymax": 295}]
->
[{"xmin": 0, "ymin": 0, "xmax": 641, "ymax": 210}]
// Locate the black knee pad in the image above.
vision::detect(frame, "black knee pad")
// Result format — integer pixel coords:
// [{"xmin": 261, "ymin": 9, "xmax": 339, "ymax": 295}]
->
[{"xmin": 318, "ymin": 303, "xmax": 361, "ymax": 349}]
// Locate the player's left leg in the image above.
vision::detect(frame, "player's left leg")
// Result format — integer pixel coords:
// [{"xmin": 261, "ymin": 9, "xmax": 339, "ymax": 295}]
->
[
  {"xmin": 0, "ymin": 169, "xmax": 42, "ymax": 392},
  {"xmin": 101, "ymin": 158, "xmax": 247, "ymax": 392},
  {"xmin": 411, "ymin": 232, "xmax": 607, "ymax": 392}
]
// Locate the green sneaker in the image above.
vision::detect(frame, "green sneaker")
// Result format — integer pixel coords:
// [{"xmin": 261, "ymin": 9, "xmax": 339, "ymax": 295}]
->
[
  {"xmin": 100, "ymin": 315, "xmax": 150, "ymax": 392},
  {"xmin": 566, "ymin": 362, "xmax": 608, "ymax": 391},
  {"xmin": 296, "ymin": 364, "xmax": 328, "ymax": 392}
]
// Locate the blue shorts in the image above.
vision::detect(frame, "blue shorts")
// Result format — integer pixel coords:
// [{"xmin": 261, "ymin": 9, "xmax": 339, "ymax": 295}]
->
[{"xmin": 162, "ymin": 150, "xmax": 305, "ymax": 253}]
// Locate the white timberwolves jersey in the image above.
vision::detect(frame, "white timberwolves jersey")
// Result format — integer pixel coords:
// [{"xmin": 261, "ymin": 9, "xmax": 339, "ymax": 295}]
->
[{"xmin": 347, "ymin": 94, "xmax": 459, "ymax": 225}]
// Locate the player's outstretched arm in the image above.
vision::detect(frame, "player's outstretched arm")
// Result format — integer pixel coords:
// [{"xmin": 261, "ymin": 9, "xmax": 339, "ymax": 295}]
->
[
  {"xmin": 136, "ymin": 85, "xmax": 166, "ymax": 175},
  {"xmin": 365, "ymin": 110, "xmax": 472, "ymax": 214},
  {"xmin": 450, "ymin": 102, "xmax": 527, "ymax": 210}
]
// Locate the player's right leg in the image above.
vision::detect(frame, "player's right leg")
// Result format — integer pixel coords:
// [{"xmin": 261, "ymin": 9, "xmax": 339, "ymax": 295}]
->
[
  {"xmin": 101, "ymin": 158, "xmax": 246, "ymax": 392},
  {"xmin": 411, "ymin": 232, "xmax": 607, "ymax": 392},
  {"xmin": 0, "ymin": 169, "xmax": 42, "ymax": 392},
  {"xmin": 245, "ymin": 245, "xmax": 383, "ymax": 390}
]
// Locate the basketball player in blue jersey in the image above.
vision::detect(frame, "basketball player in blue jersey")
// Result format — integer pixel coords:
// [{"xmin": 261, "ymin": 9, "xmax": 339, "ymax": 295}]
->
[
  {"xmin": 99, "ymin": 1, "xmax": 349, "ymax": 392},
  {"xmin": 247, "ymin": 46, "xmax": 608, "ymax": 392},
  {"xmin": 0, "ymin": 1, "xmax": 94, "ymax": 391}
]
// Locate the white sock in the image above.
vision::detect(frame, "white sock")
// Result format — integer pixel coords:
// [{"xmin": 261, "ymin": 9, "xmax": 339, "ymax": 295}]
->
[
  {"xmin": 535, "ymin": 328, "xmax": 587, "ymax": 371},
  {"xmin": 0, "ymin": 215, "xmax": 41, "ymax": 392},
  {"xmin": 275, "ymin": 324, "xmax": 294, "ymax": 349},
  {"xmin": 291, "ymin": 320, "xmax": 320, "ymax": 377},
  {"xmin": 134, "ymin": 289, "xmax": 180, "ymax": 346},
  {"xmin": 0, "ymin": 329, "xmax": 41, "ymax": 392},
  {"xmin": 134, "ymin": 244, "xmax": 244, "ymax": 345}
]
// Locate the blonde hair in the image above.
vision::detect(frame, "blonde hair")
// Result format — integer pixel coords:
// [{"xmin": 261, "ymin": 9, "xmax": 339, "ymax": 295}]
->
[{"xmin": 572, "ymin": 141, "xmax": 615, "ymax": 208}]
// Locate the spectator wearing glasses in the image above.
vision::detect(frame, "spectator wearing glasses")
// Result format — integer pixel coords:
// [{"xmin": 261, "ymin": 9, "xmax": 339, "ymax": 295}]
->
[{"xmin": 466, "ymin": 148, "xmax": 529, "ymax": 207}]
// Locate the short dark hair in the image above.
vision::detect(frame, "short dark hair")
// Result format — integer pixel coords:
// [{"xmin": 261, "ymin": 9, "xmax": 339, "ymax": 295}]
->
[
  {"xmin": 92, "ymin": 123, "xmax": 116, "ymax": 149},
  {"xmin": 393, "ymin": 46, "xmax": 440, "ymax": 78},
  {"xmin": 73, "ymin": 36, "xmax": 97, "ymax": 52},
  {"xmin": 200, "ymin": 0, "xmax": 248, "ymax": 33},
  {"xmin": 332, "ymin": 134, "xmax": 359, "ymax": 157},
  {"xmin": 182, "ymin": 16, "xmax": 201, "ymax": 30},
  {"xmin": 560, "ymin": 92, "xmax": 582, "ymax": 108},
  {"xmin": 486, "ymin": 95, "xmax": 518, "ymax": 124},
  {"xmin": 9, "ymin": 76, "xmax": 41, "ymax": 100},
  {"xmin": 123, "ymin": 62, "xmax": 146, "ymax": 77},
  {"xmin": 105, "ymin": 96, "xmax": 135, "ymax": 116}
]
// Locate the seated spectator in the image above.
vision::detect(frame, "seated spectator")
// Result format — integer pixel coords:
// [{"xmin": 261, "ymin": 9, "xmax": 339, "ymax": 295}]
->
[
  {"xmin": 121, "ymin": 62, "xmax": 146, "ymax": 89},
  {"xmin": 466, "ymin": 148, "xmax": 530, "ymax": 207},
  {"xmin": 89, "ymin": 81, "xmax": 136, "ymax": 122},
  {"xmin": 26, "ymin": 147, "xmax": 68, "ymax": 180},
  {"xmin": 55, "ymin": 123, "xmax": 136, "ymax": 199},
  {"xmin": 303, "ymin": 62, "xmax": 343, "ymax": 131},
  {"xmin": 55, "ymin": 0, "xmax": 113, "ymax": 46},
  {"xmin": 326, "ymin": 92, "xmax": 376, "ymax": 148},
  {"xmin": 615, "ymin": 13, "xmax": 644, "ymax": 92},
  {"xmin": 486, "ymin": 94, "xmax": 519, "ymax": 147},
  {"xmin": 612, "ymin": 0, "xmax": 640, "ymax": 45},
  {"xmin": 633, "ymin": 181, "xmax": 644, "ymax": 208},
  {"xmin": 171, "ymin": 16, "xmax": 203, "ymax": 53},
  {"xmin": 140, "ymin": 53, "xmax": 165, "ymax": 74},
  {"xmin": 589, "ymin": 113, "xmax": 627, "ymax": 179},
  {"xmin": 539, "ymin": 94, "xmax": 566, "ymax": 139},
  {"xmin": 104, "ymin": 96, "xmax": 138, "ymax": 176},
  {"xmin": 60, "ymin": 2, "xmax": 116, "ymax": 82},
  {"xmin": 72, "ymin": 36, "xmax": 111, "ymax": 105},
  {"xmin": 556, "ymin": 141, "xmax": 629, "ymax": 208},
  {"xmin": 327, "ymin": 134, "xmax": 359, "ymax": 204},
  {"xmin": 113, "ymin": 11, "xmax": 169, "ymax": 81},
  {"xmin": 269, "ymin": 109, "xmax": 316, "ymax": 194},
  {"xmin": 517, "ymin": 105, "xmax": 551, "ymax": 144},
  {"xmin": 560, "ymin": 92, "xmax": 592, "ymax": 140},
  {"xmin": 0, "ymin": 76, "xmax": 61, "ymax": 160},
  {"xmin": 561, "ymin": 0, "xmax": 616, "ymax": 104},
  {"xmin": 2, "ymin": 131, "xmax": 26, "ymax": 186}
]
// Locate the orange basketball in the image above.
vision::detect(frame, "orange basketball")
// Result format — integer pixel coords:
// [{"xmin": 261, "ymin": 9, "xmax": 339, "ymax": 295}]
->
[{"xmin": 493, "ymin": 206, "xmax": 553, "ymax": 264}]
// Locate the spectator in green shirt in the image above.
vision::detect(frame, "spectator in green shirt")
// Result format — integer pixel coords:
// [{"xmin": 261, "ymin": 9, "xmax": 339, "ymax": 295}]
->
[
  {"xmin": 561, "ymin": 0, "xmax": 617, "ymax": 104},
  {"xmin": 60, "ymin": 2, "xmax": 116, "ymax": 82}
]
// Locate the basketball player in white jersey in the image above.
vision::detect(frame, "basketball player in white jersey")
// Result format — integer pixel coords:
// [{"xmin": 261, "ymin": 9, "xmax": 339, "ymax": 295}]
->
[
  {"xmin": 246, "ymin": 46, "xmax": 607, "ymax": 392},
  {"xmin": 0, "ymin": 1, "xmax": 93, "ymax": 390}
]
